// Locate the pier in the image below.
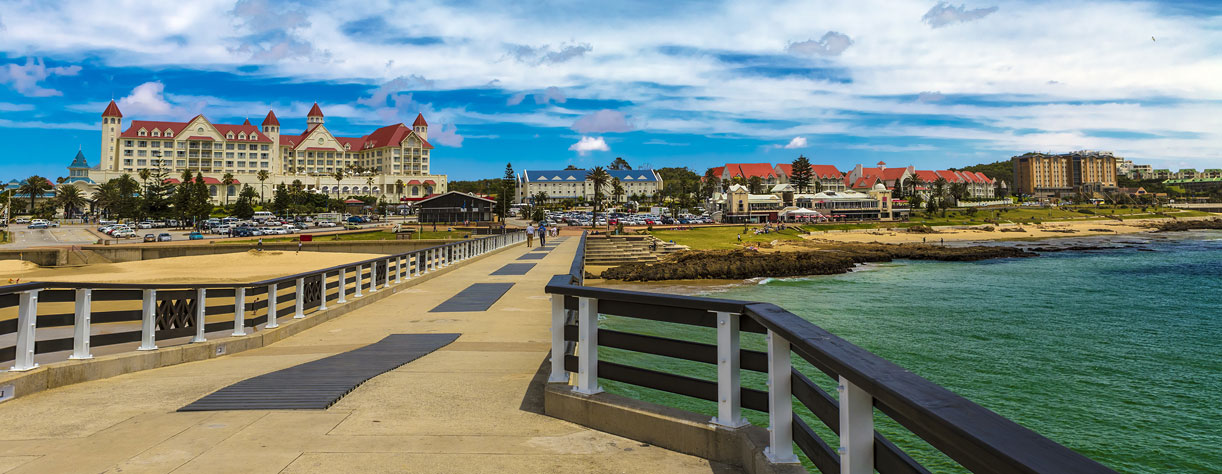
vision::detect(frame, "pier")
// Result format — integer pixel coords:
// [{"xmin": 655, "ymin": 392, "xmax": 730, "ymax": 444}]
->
[{"xmin": 0, "ymin": 232, "xmax": 1116, "ymax": 473}]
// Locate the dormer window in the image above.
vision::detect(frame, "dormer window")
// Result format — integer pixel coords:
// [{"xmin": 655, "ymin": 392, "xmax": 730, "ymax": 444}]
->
[
  {"xmin": 166, "ymin": 130, "xmax": 173, "ymax": 137},
  {"xmin": 138, "ymin": 129, "xmax": 147, "ymax": 136},
  {"xmin": 226, "ymin": 132, "xmax": 235, "ymax": 139},
  {"xmin": 238, "ymin": 132, "xmax": 246, "ymax": 140},
  {"xmin": 152, "ymin": 130, "xmax": 160, "ymax": 137},
  {"xmin": 250, "ymin": 132, "xmax": 257, "ymax": 139}
]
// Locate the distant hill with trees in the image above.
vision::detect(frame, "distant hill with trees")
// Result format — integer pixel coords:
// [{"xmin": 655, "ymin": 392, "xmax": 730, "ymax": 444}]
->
[{"xmin": 952, "ymin": 160, "xmax": 1012, "ymax": 185}]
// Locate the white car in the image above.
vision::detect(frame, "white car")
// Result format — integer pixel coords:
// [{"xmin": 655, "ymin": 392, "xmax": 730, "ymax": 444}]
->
[{"xmin": 317, "ymin": 222, "xmax": 337, "ymax": 228}]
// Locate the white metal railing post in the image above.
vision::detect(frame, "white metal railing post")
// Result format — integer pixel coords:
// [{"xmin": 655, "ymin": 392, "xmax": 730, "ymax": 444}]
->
[
  {"xmin": 11, "ymin": 290, "xmax": 41, "ymax": 371},
  {"xmin": 765, "ymin": 330, "xmax": 798, "ymax": 463},
  {"xmin": 385, "ymin": 259, "xmax": 393, "ymax": 288},
  {"xmin": 413, "ymin": 252, "xmax": 421, "ymax": 277},
  {"xmin": 548, "ymin": 294, "xmax": 568, "ymax": 383},
  {"xmin": 839, "ymin": 376, "xmax": 875, "ymax": 474},
  {"xmin": 70, "ymin": 289, "xmax": 93, "ymax": 359},
  {"xmin": 138, "ymin": 289, "xmax": 158, "ymax": 350},
  {"xmin": 369, "ymin": 262, "xmax": 378, "ymax": 293},
  {"xmin": 395, "ymin": 256, "xmax": 403, "ymax": 284},
  {"xmin": 425, "ymin": 250, "xmax": 431, "ymax": 272},
  {"xmin": 232, "ymin": 287, "xmax": 247, "ymax": 336},
  {"xmin": 354, "ymin": 265, "xmax": 364, "ymax": 297},
  {"xmin": 712, "ymin": 311, "xmax": 747, "ymax": 428},
  {"xmin": 265, "ymin": 283, "xmax": 279, "ymax": 328},
  {"xmin": 574, "ymin": 296, "xmax": 602, "ymax": 395},
  {"xmin": 191, "ymin": 288, "xmax": 207, "ymax": 342},
  {"xmin": 337, "ymin": 267, "xmax": 348, "ymax": 303},
  {"xmin": 318, "ymin": 272, "xmax": 328, "ymax": 310},
  {"xmin": 294, "ymin": 278, "xmax": 305, "ymax": 318}
]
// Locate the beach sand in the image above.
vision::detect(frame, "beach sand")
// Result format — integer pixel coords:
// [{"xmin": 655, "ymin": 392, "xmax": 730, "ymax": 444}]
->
[
  {"xmin": 800, "ymin": 216, "xmax": 1212, "ymax": 245},
  {"xmin": 1, "ymin": 250, "xmax": 387, "ymax": 285}
]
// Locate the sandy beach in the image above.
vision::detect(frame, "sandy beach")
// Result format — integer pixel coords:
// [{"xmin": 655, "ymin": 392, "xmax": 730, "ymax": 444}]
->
[
  {"xmin": 1, "ymin": 250, "xmax": 387, "ymax": 285},
  {"xmin": 800, "ymin": 216, "xmax": 1216, "ymax": 245}
]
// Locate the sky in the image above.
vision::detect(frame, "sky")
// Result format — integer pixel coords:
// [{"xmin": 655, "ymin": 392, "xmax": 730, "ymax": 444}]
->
[{"xmin": 0, "ymin": 0, "xmax": 1219, "ymax": 181}]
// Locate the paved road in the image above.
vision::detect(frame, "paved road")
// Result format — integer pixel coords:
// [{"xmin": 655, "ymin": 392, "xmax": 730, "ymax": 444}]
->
[{"xmin": 2, "ymin": 225, "xmax": 99, "ymax": 249}]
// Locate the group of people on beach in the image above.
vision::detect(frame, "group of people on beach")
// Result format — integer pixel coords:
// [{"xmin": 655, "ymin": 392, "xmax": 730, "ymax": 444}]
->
[{"xmin": 524, "ymin": 222, "xmax": 557, "ymax": 247}]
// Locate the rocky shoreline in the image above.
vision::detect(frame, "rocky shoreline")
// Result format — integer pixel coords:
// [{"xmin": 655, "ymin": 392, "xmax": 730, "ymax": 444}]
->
[
  {"xmin": 1152, "ymin": 218, "xmax": 1222, "ymax": 232},
  {"xmin": 598, "ymin": 243, "xmax": 1037, "ymax": 281}
]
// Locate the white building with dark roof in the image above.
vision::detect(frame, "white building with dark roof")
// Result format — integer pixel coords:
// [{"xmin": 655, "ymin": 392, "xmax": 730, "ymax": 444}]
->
[{"xmin": 516, "ymin": 169, "xmax": 663, "ymax": 203}]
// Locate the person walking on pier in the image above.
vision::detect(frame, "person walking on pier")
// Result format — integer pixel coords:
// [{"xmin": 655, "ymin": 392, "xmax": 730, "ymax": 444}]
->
[
  {"xmin": 525, "ymin": 223, "xmax": 536, "ymax": 247},
  {"xmin": 538, "ymin": 222, "xmax": 547, "ymax": 246}
]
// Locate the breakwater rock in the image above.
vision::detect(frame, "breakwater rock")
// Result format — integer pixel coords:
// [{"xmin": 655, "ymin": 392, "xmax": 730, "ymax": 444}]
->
[
  {"xmin": 1153, "ymin": 218, "xmax": 1222, "ymax": 232},
  {"xmin": 600, "ymin": 243, "xmax": 1036, "ymax": 281}
]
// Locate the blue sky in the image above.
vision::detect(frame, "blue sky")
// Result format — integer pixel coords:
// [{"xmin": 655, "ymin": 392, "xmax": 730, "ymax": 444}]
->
[{"xmin": 0, "ymin": 0, "xmax": 1219, "ymax": 181}]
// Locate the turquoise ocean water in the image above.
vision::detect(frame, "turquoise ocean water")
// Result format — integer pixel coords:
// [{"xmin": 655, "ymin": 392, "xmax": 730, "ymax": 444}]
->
[{"xmin": 598, "ymin": 231, "xmax": 1221, "ymax": 473}]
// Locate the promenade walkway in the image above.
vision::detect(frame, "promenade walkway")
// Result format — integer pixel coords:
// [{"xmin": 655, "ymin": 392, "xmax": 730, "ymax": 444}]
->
[{"xmin": 0, "ymin": 238, "xmax": 734, "ymax": 473}]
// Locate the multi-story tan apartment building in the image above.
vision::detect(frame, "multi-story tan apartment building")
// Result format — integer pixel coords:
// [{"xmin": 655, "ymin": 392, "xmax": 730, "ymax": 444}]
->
[
  {"xmin": 89, "ymin": 100, "xmax": 447, "ymax": 203},
  {"xmin": 1012, "ymin": 150, "xmax": 1118, "ymax": 197}
]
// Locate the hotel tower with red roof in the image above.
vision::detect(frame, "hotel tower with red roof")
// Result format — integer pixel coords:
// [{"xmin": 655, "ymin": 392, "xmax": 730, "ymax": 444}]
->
[{"xmin": 90, "ymin": 100, "xmax": 447, "ymax": 203}]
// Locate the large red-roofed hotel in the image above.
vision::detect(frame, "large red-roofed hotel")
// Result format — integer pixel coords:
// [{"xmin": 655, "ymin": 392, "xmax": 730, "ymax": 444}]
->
[{"xmin": 84, "ymin": 100, "xmax": 447, "ymax": 203}]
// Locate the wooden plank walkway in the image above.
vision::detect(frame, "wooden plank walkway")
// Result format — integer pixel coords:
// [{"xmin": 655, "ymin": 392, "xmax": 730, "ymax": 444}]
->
[{"xmin": 179, "ymin": 334, "xmax": 459, "ymax": 411}]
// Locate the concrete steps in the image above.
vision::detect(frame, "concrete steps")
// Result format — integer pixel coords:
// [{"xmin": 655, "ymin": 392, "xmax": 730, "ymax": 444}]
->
[{"xmin": 584, "ymin": 235, "xmax": 689, "ymax": 265}]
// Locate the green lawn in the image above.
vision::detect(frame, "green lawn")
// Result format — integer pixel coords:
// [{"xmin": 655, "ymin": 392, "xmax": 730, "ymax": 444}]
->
[{"xmin": 649, "ymin": 226, "xmax": 808, "ymax": 250}]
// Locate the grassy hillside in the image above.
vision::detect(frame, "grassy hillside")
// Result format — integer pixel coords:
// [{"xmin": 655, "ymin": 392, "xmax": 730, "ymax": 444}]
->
[{"xmin": 953, "ymin": 160, "xmax": 1012, "ymax": 184}]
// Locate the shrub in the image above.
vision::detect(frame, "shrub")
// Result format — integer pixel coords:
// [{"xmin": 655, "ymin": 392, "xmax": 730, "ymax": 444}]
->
[{"xmin": 1077, "ymin": 209, "xmax": 1095, "ymax": 215}]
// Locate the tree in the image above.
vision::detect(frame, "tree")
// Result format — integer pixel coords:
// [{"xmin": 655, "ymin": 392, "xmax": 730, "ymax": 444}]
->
[
  {"xmin": 55, "ymin": 184, "xmax": 85, "ymax": 219},
  {"xmin": 789, "ymin": 155, "xmax": 813, "ymax": 193},
  {"xmin": 610, "ymin": 156, "xmax": 632, "ymax": 170},
  {"xmin": 703, "ymin": 168, "xmax": 721, "ymax": 199},
  {"xmin": 611, "ymin": 178, "xmax": 625, "ymax": 205},
  {"xmin": 114, "ymin": 174, "xmax": 140, "ymax": 218},
  {"xmin": 189, "ymin": 172, "xmax": 212, "ymax": 224},
  {"xmin": 18, "ymin": 176, "xmax": 51, "ymax": 214},
  {"xmin": 395, "ymin": 179, "xmax": 405, "ymax": 205},
  {"xmin": 907, "ymin": 175, "xmax": 925, "ymax": 201},
  {"xmin": 332, "ymin": 168, "xmax": 345, "ymax": 201},
  {"xmin": 564, "ymin": 164, "xmax": 581, "ymax": 170},
  {"xmin": 92, "ymin": 181, "xmax": 121, "ymax": 218},
  {"xmin": 949, "ymin": 182, "xmax": 968, "ymax": 204},
  {"xmin": 256, "ymin": 169, "xmax": 270, "ymax": 203},
  {"xmin": 533, "ymin": 191, "xmax": 549, "ymax": 209},
  {"xmin": 232, "ymin": 185, "xmax": 258, "ymax": 219},
  {"xmin": 587, "ymin": 166, "xmax": 610, "ymax": 228},
  {"xmin": 221, "ymin": 172, "xmax": 236, "ymax": 206},
  {"xmin": 174, "ymin": 170, "xmax": 194, "ymax": 227},
  {"xmin": 496, "ymin": 163, "xmax": 515, "ymax": 221},
  {"xmin": 747, "ymin": 176, "xmax": 763, "ymax": 194}
]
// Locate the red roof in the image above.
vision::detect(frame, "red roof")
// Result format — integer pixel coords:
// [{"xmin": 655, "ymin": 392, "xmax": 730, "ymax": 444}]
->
[
  {"xmin": 213, "ymin": 123, "xmax": 271, "ymax": 142},
  {"xmin": 163, "ymin": 178, "xmax": 180, "ymax": 184},
  {"xmin": 811, "ymin": 165, "xmax": 843, "ymax": 179},
  {"xmin": 413, "ymin": 113, "xmax": 427, "ymax": 127},
  {"xmin": 262, "ymin": 110, "xmax": 279, "ymax": 126},
  {"xmin": 102, "ymin": 100, "xmax": 122, "ymax": 117},
  {"xmin": 187, "ymin": 135, "xmax": 214, "ymax": 141},
  {"xmin": 336, "ymin": 136, "xmax": 365, "ymax": 150},
  {"xmin": 308, "ymin": 103, "xmax": 324, "ymax": 117},
  {"xmin": 202, "ymin": 177, "xmax": 221, "ymax": 184},
  {"xmin": 913, "ymin": 170, "xmax": 940, "ymax": 182},
  {"xmin": 406, "ymin": 179, "xmax": 422, "ymax": 185},
  {"xmin": 344, "ymin": 199, "xmax": 364, "ymax": 204},
  {"xmin": 242, "ymin": 119, "xmax": 251, "ymax": 126},
  {"xmin": 724, "ymin": 163, "xmax": 776, "ymax": 179},
  {"xmin": 120, "ymin": 121, "xmax": 185, "ymax": 138},
  {"xmin": 362, "ymin": 123, "xmax": 433, "ymax": 149},
  {"xmin": 423, "ymin": 180, "xmax": 436, "ymax": 185},
  {"xmin": 974, "ymin": 171, "xmax": 992, "ymax": 183},
  {"xmin": 936, "ymin": 170, "xmax": 961, "ymax": 182},
  {"xmin": 120, "ymin": 120, "xmax": 270, "ymax": 142}
]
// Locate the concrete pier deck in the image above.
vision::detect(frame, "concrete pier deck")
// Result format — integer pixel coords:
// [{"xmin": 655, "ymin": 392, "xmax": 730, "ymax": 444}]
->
[{"xmin": 0, "ymin": 238, "xmax": 735, "ymax": 473}]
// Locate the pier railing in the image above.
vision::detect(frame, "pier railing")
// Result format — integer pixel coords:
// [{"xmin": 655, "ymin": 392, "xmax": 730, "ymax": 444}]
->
[
  {"xmin": 1, "ymin": 232, "xmax": 525, "ymax": 369},
  {"xmin": 545, "ymin": 231, "xmax": 1115, "ymax": 473}
]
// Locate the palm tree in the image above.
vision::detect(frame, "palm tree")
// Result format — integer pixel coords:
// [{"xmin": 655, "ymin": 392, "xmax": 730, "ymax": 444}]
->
[
  {"xmin": 92, "ymin": 180, "xmax": 121, "ymax": 218},
  {"xmin": 256, "ymin": 169, "xmax": 270, "ymax": 203},
  {"xmin": 365, "ymin": 176, "xmax": 375, "ymax": 196},
  {"xmin": 611, "ymin": 178, "xmax": 625, "ymax": 205},
  {"xmin": 18, "ymin": 176, "xmax": 51, "ymax": 215},
  {"xmin": 534, "ymin": 191, "xmax": 549, "ymax": 209},
  {"xmin": 332, "ymin": 168, "xmax": 345, "ymax": 201},
  {"xmin": 395, "ymin": 178, "xmax": 405, "ymax": 203},
  {"xmin": 137, "ymin": 168, "xmax": 151, "ymax": 193},
  {"xmin": 587, "ymin": 166, "xmax": 610, "ymax": 228},
  {"xmin": 221, "ymin": 172, "xmax": 236, "ymax": 206},
  {"xmin": 55, "ymin": 184, "xmax": 85, "ymax": 219}
]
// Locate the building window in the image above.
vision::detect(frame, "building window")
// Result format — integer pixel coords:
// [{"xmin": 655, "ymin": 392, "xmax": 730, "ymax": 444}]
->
[
  {"xmin": 177, "ymin": 160, "xmax": 186, "ymax": 167},
  {"xmin": 123, "ymin": 159, "xmax": 132, "ymax": 165}
]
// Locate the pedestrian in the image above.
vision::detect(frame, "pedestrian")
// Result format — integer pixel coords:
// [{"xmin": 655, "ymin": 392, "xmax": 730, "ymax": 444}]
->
[
  {"xmin": 297, "ymin": 241, "xmax": 303, "ymax": 254},
  {"xmin": 923, "ymin": 237, "xmax": 926, "ymax": 243},
  {"xmin": 257, "ymin": 238, "xmax": 264, "ymax": 252},
  {"xmin": 940, "ymin": 237, "xmax": 944, "ymax": 246},
  {"xmin": 538, "ymin": 222, "xmax": 547, "ymax": 246},
  {"xmin": 525, "ymin": 222, "xmax": 536, "ymax": 247}
]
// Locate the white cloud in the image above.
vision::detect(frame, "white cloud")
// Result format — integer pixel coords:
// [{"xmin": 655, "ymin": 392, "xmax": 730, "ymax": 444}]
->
[
  {"xmin": 508, "ymin": 42, "xmax": 592, "ymax": 64},
  {"xmin": 781, "ymin": 136, "xmax": 808, "ymax": 149},
  {"xmin": 0, "ymin": 102, "xmax": 34, "ymax": 112},
  {"xmin": 916, "ymin": 91, "xmax": 945, "ymax": 102},
  {"xmin": 787, "ymin": 32, "xmax": 854, "ymax": 57},
  {"xmin": 430, "ymin": 123, "xmax": 464, "ymax": 147},
  {"xmin": 923, "ymin": 3, "xmax": 999, "ymax": 28},
  {"xmin": 118, "ymin": 82, "xmax": 176, "ymax": 116},
  {"xmin": 507, "ymin": 86, "xmax": 566, "ymax": 106},
  {"xmin": 0, "ymin": 57, "xmax": 81, "ymax": 97},
  {"xmin": 572, "ymin": 109, "xmax": 633, "ymax": 133},
  {"xmin": 569, "ymin": 136, "xmax": 610, "ymax": 155}
]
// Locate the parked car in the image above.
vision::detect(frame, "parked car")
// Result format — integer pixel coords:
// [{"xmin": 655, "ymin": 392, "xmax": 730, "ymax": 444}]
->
[
  {"xmin": 14, "ymin": 217, "xmax": 30, "ymax": 224},
  {"xmin": 143, "ymin": 234, "xmax": 157, "ymax": 242},
  {"xmin": 317, "ymin": 221, "xmax": 337, "ymax": 228},
  {"xmin": 188, "ymin": 232, "xmax": 204, "ymax": 240},
  {"xmin": 27, "ymin": 222, "xmax": 48, "ymax": 229},
  {"xmin": 157, "ymin": 233, "xmax": 172, "ymax": 242},
  {"xmin": 344, "ymin": 222, "xmax": 361, "ymax": 230}
]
